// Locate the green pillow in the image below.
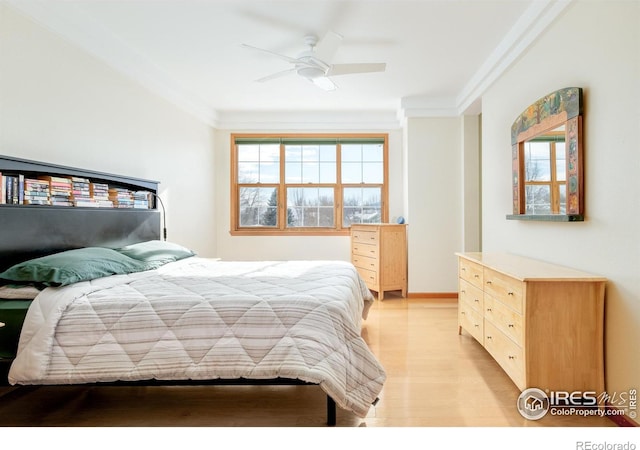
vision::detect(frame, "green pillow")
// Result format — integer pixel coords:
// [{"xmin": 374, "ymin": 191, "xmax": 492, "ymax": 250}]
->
[
  {"xmin": 116, "ymin": 240, "xmax": 195, "ymax": 265},
  {"xmin": 0, "ymin": 247, "xmax": 150, "ymax": 287}
]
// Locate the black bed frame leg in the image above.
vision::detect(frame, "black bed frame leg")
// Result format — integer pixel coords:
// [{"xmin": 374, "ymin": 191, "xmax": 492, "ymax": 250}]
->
[{"xmin": 326, "ymin": 395, "xmax": 336, "ymax": 426}]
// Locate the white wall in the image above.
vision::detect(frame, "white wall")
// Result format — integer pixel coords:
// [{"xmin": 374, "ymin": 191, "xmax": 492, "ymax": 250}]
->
[
  {"xmin": 404, "ymin": 117, "xmax": 464, "ymax": 293},
  {"xmin": 482, "ymin": 1, "xmax": 639, "ymax": 400},
  {"xmin": 0, "ymin": 5, "xmax": 217, "ymax": 256},
  {"xmin": 462, "ymin": 115, "xmax": 481, "ymax": 251},
  {"xmin": 213, "ymin": 129, "xmax": 404, "ymax": 262}
]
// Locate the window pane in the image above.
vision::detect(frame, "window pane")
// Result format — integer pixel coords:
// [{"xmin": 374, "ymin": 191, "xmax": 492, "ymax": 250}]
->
[
  {"xmin": 343, "ymin": 187, "xmax": 381, "ymax": 227},
  {"xmin": 286, "ymin": 144, "xmax": 336, "ymax": 184},
  {"xmin": 319, "ymin": 145, "xmax": 336, "ymax": 162},
  {"xmin": 237, "ymin": 144, "xmax": 260, "ymax": 162},
  {"xmin": 260, "ymin": 162, "xmax": 279, "ymax": 183},
  {"xmin": 341, "ymin": 144, "xmax": 362, "ymax": 162},
  {"xmin": 341, "ymin": 143, "xmax": 384, "ymax": 184},
  {"xmin": 525, "ymin": 185, "xmax": 551, "ymax": 215},
  {"xmin": 302, "ymin": 162, "xmax": 320, "ymax": 183},
  {"xmin": 319, "ymin": 162, "xmax": 336, "ymax": 183},
  {"xmin": 238, "ymin": 162, "xmax": 259, "ymax": 183},
  {"xmin": 362, "ymin": 162, "xmax": 383, "ymax": 183},
  {"xmin": 556, "ymin": 143, "xmax": 566, "ymax": 182},
  {"xmin": 362, "ymin": 143, "xmax": 383, "ymax": 161},
  {"xmin": 341, "ymin": 162, "xmax": 362, "ymax": 183},
  {"xmin": 285, "ymin": 162, "xmax": 302, "ymax": 183},
  {"xmin": 237, "ymin": 143, "xmax": 280, "ymax": 183},
  {"xmin": 239, "ymin": 187, "xmax": 278, "ymax": 227},
  {"xmin": 287, "ymin": 187, "xmax": 334, "ymax": 227},
  {"xmin": 285, "ymin": 145, "xmax": 302, "ymax": 162},
  {"xmin": 524, "ymin": 142, "xmax": 551, "ymax": 181},
  {"xmin": 559, "ymin": 183, "xmax": 566, "ymax": 214}
]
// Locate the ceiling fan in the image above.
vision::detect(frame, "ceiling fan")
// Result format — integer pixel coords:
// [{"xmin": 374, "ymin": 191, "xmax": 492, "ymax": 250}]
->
[{"xmin": 241, "ymin": 31, "xmax": 386, "ymax": 91}]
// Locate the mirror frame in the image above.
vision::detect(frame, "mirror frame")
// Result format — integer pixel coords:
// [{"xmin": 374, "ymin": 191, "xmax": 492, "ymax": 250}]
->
[{"xmin": 507, "ymin": 87, "xmax": 584, "ymax": 222}]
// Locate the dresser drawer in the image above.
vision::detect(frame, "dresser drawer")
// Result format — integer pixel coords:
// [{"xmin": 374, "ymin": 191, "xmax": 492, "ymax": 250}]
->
[
  {"xmin": 483, "ymin": 268, "xmax": 523, "ymax": 314},
  {"xmin": 459, "ymin": 258, "xmax": 483, "ymax": 289},
  {"xmin": 351, "ymin": 242, "xmax": 379, "ymax": 259},
  {"xmin": 351, "ymin": 229, "xmax": 379, "ymax": 245},
  {"xmin": 484, "ymin": 321, "xmax": 524, "ymax": 389},
  {"xmin": 352, "ymin": 254, "xmax": 379, "ymax": 272},
  {"xmin": 459, "ymin": 300, "xmax": 484, "ymax": 344},
  {"xmin": 356, "ymin": 267, "xmax": 377, "ymax": 287},
  {"xmin": 459, "ymin": 279, "xmax": 483, "ymax": 314},
  {"xmin": 484, "ymin": 294, "xmax": 524, "ymax": 347}
]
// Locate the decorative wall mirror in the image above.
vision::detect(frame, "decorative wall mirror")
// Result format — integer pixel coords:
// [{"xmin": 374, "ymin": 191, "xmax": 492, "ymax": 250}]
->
[{"xmin": 507, "ymin": 87, "xmax": 584, "ymax": 221}]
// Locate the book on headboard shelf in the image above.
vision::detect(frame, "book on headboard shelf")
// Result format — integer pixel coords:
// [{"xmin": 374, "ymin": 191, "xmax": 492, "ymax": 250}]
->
[
  {"xmin": 0, "ymin": 154, "xmax": 159, "ymax": 211},
  {"xmin": 0, "ymin": 173, "xmax": 24, "ymax": 205},
  {"xmin": 0, "ymin": 169, "xmax": 156, "ymax": 210}
]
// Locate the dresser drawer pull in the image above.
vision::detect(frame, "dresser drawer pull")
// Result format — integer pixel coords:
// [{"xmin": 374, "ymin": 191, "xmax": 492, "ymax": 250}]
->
[
  {"xmin": 474, "ymin": 274, "xmax": 480, "ymax": 278},
  {"xmin": 486, "ymin": 308, "xmax": 492, "ymax": 312},
  {"xmin": 486, "ymin": 280, "xmax": 492, "ymax": 284},
  {"xmin": 508, "ymin": 292, "xmax": 514, "ymax": 296},
  {"xmin": 486, "ymin": 335, "xmax": 492, "ymax": 340},
  {"xmin": 474, "ymin": 324, "xmax": 479, "ymax": 328},
  {"xmin": 461, "ymin": 289, "xmax": 466, "ymax": 294},
  {"xmin": 508, "ymin": 324, "xmax": 515, "ymax": 328},
  {"xmin": 461, "ymin": 311, "xmax": 466, "ymax": 315},
  {"xmin": 474, "ymin": 298, "xmax": 479, "ymax": 303},
  {"xmin": 508, "ymin": 355, "xmax": 516, "ymax": 360},
  {"xmin": 461, "ymin": 267, "xmax": 466, "ymax": 271}
]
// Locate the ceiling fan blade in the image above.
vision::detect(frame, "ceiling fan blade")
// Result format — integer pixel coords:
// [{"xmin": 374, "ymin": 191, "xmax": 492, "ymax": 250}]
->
[
  {"xmin": 256, "ymin": 68, "xmax": 297, "ymax": 83},
  {"xmin": 327, "ymin": 63, "xmax": 386, "ymax": 77},
  {"xmin": 240, "ymin": 43, "xmax": 300, "ymax": 64},
  {"xmin": 314, "ymin": 30, "xmax": 343, "ymax": 63}
]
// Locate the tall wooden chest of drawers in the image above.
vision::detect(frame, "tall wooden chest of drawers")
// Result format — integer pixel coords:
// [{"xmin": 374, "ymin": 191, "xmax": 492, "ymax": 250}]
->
[
  {"xmin": 350, "ymin": 224, "xmax": 407, "ymax": 300},
  {"xmin": 456, "ymin": 252, "xmax": 606, "ymax": 394}
]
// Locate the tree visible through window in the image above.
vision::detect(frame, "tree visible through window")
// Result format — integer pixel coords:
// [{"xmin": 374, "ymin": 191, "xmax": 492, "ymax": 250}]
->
[{"xmin": 231, "ymin": 134, "xmax": 388, "ymax": 235}]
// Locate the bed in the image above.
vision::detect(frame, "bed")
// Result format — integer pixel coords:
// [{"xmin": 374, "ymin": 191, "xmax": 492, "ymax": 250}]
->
[{"xmin": 0, "ymin": 155, "xmax": 385, "ymax": 425}]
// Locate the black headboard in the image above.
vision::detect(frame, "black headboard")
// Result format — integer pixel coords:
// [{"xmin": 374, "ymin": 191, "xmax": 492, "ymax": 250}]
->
[{"xmin": 0, "ymin": 155, "xmax": 161, "ymax": 271}]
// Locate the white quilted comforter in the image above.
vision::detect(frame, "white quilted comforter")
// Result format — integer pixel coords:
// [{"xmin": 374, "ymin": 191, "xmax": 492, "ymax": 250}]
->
[{"xmin": 9, "ymin": 257, "xmax": 385, "ymax": 417}]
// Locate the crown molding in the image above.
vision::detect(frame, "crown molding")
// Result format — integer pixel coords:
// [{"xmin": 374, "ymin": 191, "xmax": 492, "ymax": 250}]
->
[
  {"xmin": 399, "ymin": 95, "xmax": 460, "ymax": 119},
  {"xmin": 215, "ymin": 110, "xmax": 401, "ymax": 131}
]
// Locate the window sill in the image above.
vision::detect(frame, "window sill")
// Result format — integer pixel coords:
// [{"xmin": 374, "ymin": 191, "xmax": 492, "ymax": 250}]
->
[{"xmin": 230, "ymin": 229, "xmax": 351, "ymax": 237}]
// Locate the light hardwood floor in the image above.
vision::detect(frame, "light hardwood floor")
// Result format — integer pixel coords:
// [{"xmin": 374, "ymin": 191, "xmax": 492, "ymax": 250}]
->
[{"xmin": 0, "ymin": 297, "xmax": 619, "ymax": 428}]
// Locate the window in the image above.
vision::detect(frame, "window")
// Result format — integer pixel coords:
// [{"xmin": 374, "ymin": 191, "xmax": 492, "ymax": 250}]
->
[{"xmin": 231, "ymin": 134, "xmax": 388, "ymax": 235}]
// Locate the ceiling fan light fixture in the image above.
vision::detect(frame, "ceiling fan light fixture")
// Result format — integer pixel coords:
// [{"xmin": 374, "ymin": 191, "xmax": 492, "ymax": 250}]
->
[
  {"xmin": 297, "ymin": 66, "xmax": 326, "ymax": 79},
  {"xmin": 312, "ymin": 76, "xmax": 337, "ymax": 91}
]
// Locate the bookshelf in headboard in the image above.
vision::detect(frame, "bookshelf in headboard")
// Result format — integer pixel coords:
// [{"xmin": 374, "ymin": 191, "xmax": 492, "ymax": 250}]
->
[{"xmin": 0, "ymin": 154, "xmax": 161, "ymax": 271}]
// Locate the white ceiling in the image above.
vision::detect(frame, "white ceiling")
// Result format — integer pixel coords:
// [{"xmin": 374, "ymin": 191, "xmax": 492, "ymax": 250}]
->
[{"xmin": 6, "ymin": 0, "xmax": 571, "ymax": 128}]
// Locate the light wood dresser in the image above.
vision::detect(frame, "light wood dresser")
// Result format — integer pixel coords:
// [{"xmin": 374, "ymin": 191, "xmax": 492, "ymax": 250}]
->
[
  {"xmin": 350, "ymin": 224, "xmax": 407, "ymax": 300},
  {"xmin": 456, "ymin": 252, "xmax": 606, "ymax": 394}
]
